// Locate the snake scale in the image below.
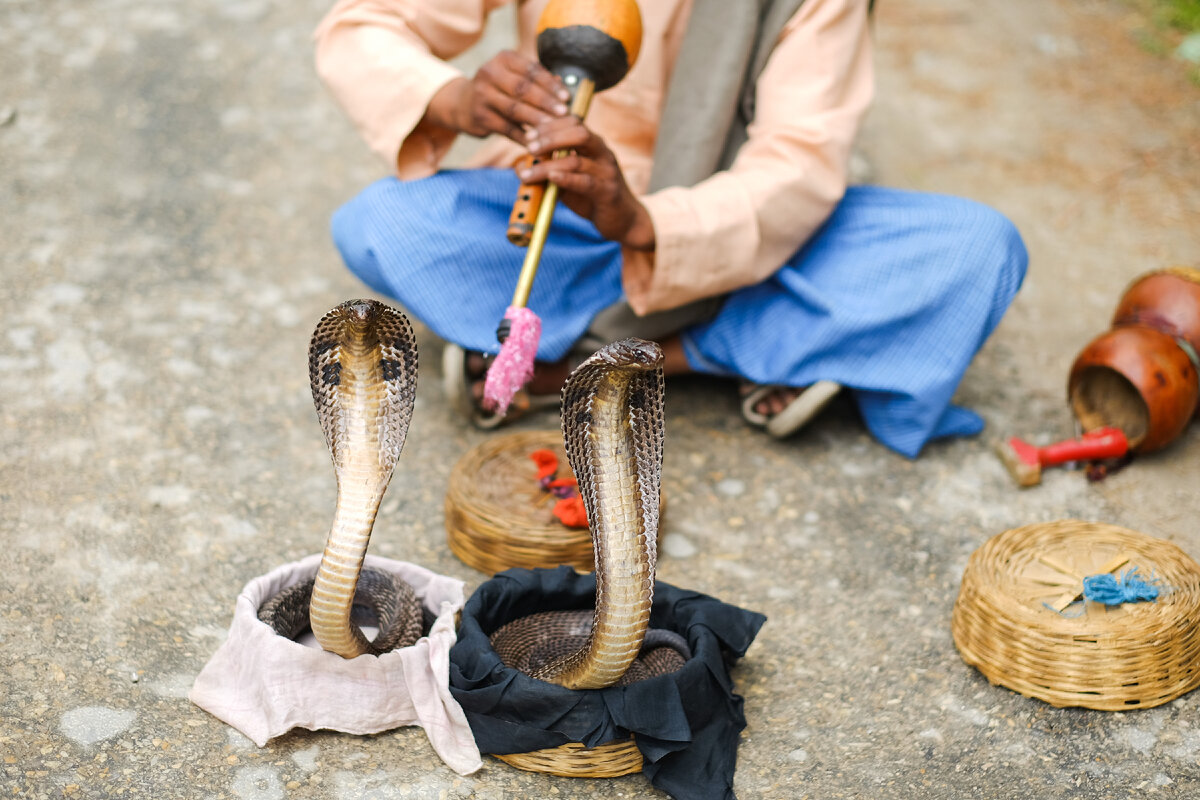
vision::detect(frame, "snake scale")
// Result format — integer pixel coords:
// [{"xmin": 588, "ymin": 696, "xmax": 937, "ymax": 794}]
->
[
  {"xmin": 258, "ymin": 300, "xmax": 426, "ymax": 657},
  {"xmin": 488, "ymin": 339, "xmax": 690, "ymax": 689}
]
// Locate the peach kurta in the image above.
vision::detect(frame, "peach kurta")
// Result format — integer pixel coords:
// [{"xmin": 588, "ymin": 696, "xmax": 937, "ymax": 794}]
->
[{"xmin": 315, "ymin": 0, "xmax": 873, "ymax": 315}]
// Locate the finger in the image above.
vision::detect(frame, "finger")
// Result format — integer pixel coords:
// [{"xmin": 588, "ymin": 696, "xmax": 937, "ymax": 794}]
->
[
  {"xmin": 544, "ymin": 167, "xmax": 601, "ymax": 199},
  {"xmin": 496, "ymin": 50, "xmax": 571, "ymax": 104},
  {"xmin": 473, "ymin": 106, "xmax": 526, "ymax": 144},
  {"xmin": 490, "ymin": 51, "xmax": 570, "ymax": 118},
  {"xmin": 475, "ymin": 57, "xmax": 558, "ymax": 128},
  {"xmin": 526, "ymin": 119, "xmax": 597, "ymax": 157},
  {"xmin": 519, "ymin": 154, "xmax": 607, "ymax": 194},
  {"xmin": 477, "ymin": 82, "xmax": 558, "ymax": 131},
  {"xmin": 517, "ymin": 152, "xmax": 584, "ymax": 183}
]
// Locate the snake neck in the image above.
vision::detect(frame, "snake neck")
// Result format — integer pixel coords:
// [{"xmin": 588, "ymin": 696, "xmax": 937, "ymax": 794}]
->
[
  {"xmin": 538, "ymin": 375, "xmax": 656, "ymax": 690},
  {"xmin": 309, "ymin": 346, "xmax": 392, "ymax": 658}
]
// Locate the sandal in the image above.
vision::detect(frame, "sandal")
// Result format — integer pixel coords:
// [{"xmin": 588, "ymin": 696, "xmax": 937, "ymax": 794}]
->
[
  {"xmin": 442, "ymin": 343, "xmax": 561, "ymax": 430},
  {"xmin": 740, "ymin": 380, "xmax": 842, "ymax": 439}
]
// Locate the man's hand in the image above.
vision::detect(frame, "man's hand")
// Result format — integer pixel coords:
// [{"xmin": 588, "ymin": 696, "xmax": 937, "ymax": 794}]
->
[
  {"xmin": 425, "ymin": 50, "xmax": 570, "ymax": 144},
  {"xmin": 519, "ymin": 115, "xmax": 655, "ymax": 251}
]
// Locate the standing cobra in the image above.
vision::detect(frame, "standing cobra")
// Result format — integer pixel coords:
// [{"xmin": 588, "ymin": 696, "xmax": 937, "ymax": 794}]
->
[
  {"xmin": 258, "ymin": 300, "xmax": 425, "ymax": 657},
  {"xmin": 489, "ymin": 339, "xmax": 690, "ymax": 689}
]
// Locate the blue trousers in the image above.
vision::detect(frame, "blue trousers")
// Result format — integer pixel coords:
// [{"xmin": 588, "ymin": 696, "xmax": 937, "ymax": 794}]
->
[{"xmin": 331, "ymin": 169, "xmax": 1027, "ymax": 457}]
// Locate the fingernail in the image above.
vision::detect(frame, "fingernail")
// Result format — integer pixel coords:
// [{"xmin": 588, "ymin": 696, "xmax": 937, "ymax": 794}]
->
[
  {"xmin": 524, "ymin": 128, "xmax": 537, "ymax": 140},
  {"xmin": 557, "ymin": 89, "xmax": 570, "ymax": 102},
  {"xmin": 518, "ymin": 169, "xmax": 532, "ymax": 180},
  {"xmin": 554, "ymin": 103, "xmax": 568, "ymax": 115},
  {"xmin": 527, "ymin": 140, "xmax": 539, "ymax": 152}
]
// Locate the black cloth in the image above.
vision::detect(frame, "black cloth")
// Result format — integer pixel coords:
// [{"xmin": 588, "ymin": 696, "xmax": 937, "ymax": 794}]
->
[{"xmin": 449, "ymin": 566, "xmax": 766, "ymax": 800}]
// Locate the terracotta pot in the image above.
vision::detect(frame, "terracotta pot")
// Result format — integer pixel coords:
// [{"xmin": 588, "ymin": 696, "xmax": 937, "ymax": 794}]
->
[
  {"xmin": 1068, "ymin": 325, "xmax": 1198, "ymax": 453},
  {"xmin": 1112, "ymin": 267, "xmax": 1200, "ymax": 357}
]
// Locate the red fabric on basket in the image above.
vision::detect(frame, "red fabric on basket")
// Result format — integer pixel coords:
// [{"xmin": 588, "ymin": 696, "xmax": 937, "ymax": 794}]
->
[
  {"xmin": 530, "ymin": 449, "xmax": 558, "ymax": 481},
  {"xmin": 529, "ymin": 450, "xmax": 587, "ymax": 528},
  {"xmin": 552, "ymin": 496, "xmax": 588, "ymax": 528}
]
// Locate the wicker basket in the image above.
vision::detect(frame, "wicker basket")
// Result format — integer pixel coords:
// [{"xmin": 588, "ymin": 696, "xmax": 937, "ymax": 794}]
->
[
  {"xmin": 445, "ymin": 430, "xmax": 663, "ymax": 574},
  {"xmin": 494, "ymin": 739, "xmax": 643, "ymax": 777},
  {"xmin": 952, "ymin": 520, "xmax": 1200, "ymax": 710}
]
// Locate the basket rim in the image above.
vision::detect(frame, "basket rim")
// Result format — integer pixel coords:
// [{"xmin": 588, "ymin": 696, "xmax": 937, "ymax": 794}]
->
[{"xmin": 493, "ymin": 737, "xmax": 643, "ymax": 777}]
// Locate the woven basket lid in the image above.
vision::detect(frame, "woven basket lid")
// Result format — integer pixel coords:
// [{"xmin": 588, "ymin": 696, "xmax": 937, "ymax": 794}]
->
[
  {"xmin": 445, "ymin": 430, "xmax": 664, "ymax": 574},
  {"xmin": 952, "ymin": 520, "xmax": 1200, "ymax": 710}
]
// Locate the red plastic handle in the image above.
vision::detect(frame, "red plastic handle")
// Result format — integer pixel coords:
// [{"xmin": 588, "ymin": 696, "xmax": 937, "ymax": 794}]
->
[{"xmin": 1038, "ymin": 427, "xmax": 1128, "ymax": 466}]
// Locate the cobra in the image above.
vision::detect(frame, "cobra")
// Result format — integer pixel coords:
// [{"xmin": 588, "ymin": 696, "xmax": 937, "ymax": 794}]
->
[
  {"xmin": 488, "ymin": 339, "xmax": 690, "ymax": 689},
  {"xmin": 258, "ymin": 300, "xmax": 425, "ymax": 657}
]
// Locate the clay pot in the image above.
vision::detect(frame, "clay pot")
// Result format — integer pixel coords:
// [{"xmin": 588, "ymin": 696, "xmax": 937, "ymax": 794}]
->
[
  {"xmin": 1112, "ymin": 267, "xmax": 1200, "ymax": 357},
  {"xmin": 1068, "ymin": 325, "xmax": 1198, "ymax": 453}
]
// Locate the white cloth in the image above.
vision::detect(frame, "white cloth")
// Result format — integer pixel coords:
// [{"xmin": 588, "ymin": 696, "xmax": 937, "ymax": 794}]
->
[{"xmin": 188, "ymin": 553, "xmax": 482, "ymax": 775}]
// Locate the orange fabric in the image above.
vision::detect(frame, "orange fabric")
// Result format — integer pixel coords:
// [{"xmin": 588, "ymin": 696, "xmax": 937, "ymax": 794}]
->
[
  {"xmin": 527, "ymin": 449, "xmax": 586, "ymax": 527},
  {"xmin": 528, "ymin": 448, "xmax": 559, "ymax": 481},
  {"xmin": 552, "ymin": 496, "xmax": 588, "ymax": 528},
  {"xmin": 315, "ymin": 0, "xmax": 873, "ymax": 314}
]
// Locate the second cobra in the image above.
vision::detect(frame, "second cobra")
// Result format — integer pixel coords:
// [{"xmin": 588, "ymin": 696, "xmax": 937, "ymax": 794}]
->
[{"xmin": 489, "ymin": 338, "xmax": 691, "ymax": 689}]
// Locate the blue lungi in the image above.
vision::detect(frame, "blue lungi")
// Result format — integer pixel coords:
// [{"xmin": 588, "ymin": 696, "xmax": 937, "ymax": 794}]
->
[{"xmin": 331, "ymin": 169, "xmax": 1027, "ymax": 457}]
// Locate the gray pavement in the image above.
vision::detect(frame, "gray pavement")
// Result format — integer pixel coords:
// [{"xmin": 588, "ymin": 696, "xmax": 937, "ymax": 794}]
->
[{"xmin": 2, "ymin": 0, "xmax": 1199, "ymax": 798}]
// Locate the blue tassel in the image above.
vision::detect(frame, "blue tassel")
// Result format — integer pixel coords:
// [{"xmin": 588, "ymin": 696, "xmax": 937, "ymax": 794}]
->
[{"xmin": 1081, "ymin": 567, "xmax": 1160, "ymax": 605}]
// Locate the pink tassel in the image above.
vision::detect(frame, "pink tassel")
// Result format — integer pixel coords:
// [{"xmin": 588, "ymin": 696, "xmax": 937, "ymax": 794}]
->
[{"xmin": 482, "ymin": 306, "xmax": 541, "ymax": 414}]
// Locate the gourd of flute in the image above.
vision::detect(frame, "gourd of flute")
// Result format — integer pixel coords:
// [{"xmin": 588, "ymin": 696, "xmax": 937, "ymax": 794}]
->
[{"xmin": 536, "ymin": 0, "xmax": 643, "ymax": 93}]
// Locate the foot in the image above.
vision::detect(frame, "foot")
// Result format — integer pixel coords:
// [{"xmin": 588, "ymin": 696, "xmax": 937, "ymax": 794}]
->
[
  {"xmin": 740, "ymin": 380, "xmax": 843, "ymax": 439},
  {"xmin": 466, "ymin": 351, "xmax": 572, "ymax": 406},
  {"xmin": 739, "ymin": 384, "xmax": 804, "ymax": 418},
  {"xmin": 443, "ymin": 343, "xmax": 559, "ymax": 429}
]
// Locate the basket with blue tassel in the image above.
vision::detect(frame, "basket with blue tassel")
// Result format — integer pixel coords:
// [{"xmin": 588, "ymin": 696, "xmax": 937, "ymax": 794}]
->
[{"xmin": 952, "ymin": 520, "xmax": 1200, "ymax": 710}]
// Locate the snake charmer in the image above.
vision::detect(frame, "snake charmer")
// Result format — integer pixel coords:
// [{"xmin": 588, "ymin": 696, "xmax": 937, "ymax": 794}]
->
[{"xmin": 315, "ymin": 0, "xmax": 1028, "ymax": 458}]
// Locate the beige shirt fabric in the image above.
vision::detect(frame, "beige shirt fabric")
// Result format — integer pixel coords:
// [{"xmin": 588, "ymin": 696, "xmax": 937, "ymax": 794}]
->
[{"xmin": 315, "ymin": 0, "xmax": 873, "ymax": 315}]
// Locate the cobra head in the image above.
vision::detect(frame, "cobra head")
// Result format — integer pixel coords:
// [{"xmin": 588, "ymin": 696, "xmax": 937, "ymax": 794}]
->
[
  {"xmin": 308, "ymin": 299, "xmax": 417, "ymax": 478},
  {"xmin": 587, "ymin": 336, "xmax": 662, "ymax": 371},
  {"xmin": 535, "ymin": 0, "xmax": 643, "ymax": 90}
]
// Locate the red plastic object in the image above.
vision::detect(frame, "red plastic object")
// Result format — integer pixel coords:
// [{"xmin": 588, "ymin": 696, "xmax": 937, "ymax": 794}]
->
[
  {"xmin": 1036, "ymin": 427, "xmax": 1129, "ymax": 466},
  {"xmin": 997, "ymin": 427, "xmax": 1129, "ymax": 487}
]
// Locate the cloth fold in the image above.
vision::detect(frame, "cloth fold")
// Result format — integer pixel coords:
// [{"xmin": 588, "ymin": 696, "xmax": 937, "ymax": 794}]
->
[
  {"xmin": 189, "ymin": 554, "xmax": 482, "ymax": 776},
  {"xmin": 448, "ymin": 566, "xmax": 766, "ymax": 800}
]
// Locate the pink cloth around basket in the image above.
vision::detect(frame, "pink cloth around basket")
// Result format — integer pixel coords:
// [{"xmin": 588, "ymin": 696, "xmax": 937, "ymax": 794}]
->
[{"xmin": 188, "ymin": 553, "xmax": 482, "ymax": 775}]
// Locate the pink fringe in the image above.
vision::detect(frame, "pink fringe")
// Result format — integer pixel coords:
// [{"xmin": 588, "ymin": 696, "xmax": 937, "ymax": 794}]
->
[{"xmin": 482, "ymin": 306, "xmax": 541, "ymax": 414}]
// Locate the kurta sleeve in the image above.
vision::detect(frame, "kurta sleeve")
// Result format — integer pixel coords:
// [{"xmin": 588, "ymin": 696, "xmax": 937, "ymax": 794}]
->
[
  {"xmin": 314, "ymin": 0, "xmax": 513, "ymax": 178},
  {"xmin": 622, "ymin": 0, "xmax": 874, "ymax": 315}
]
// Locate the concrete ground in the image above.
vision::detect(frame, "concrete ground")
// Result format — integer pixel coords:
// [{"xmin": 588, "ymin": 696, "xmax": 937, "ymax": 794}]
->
[{"xmin": 2, "ymin": 0, "xmax": 1199, "ymax": 797}]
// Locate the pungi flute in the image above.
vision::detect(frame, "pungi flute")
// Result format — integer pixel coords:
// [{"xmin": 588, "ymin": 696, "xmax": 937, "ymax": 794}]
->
[{"xmin": 482, "ymin": 0, "xmax": 643, "ymax": 414}]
